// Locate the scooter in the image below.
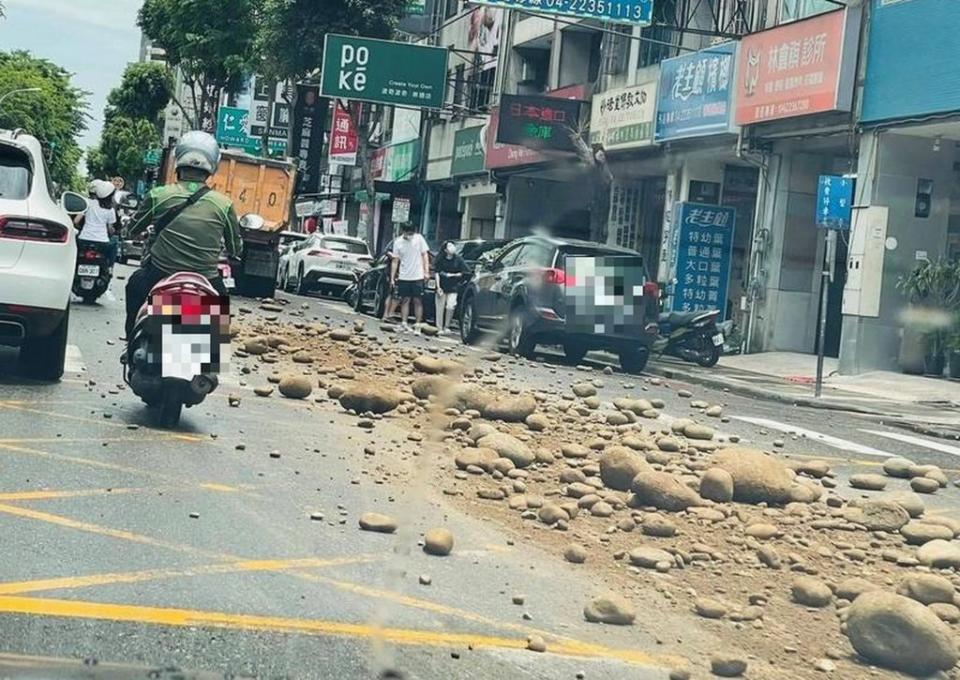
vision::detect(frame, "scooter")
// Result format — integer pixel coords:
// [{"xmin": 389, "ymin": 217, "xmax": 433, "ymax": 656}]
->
[
  {"xmin": 342, "ymin": 266, "xmax": 364, "ymax": 309},
  {"xmin": 124, "ymin": 272, "xmax": 230, "ymax": 427},
  {"xmin": 652, "ymin": 309, "xmax": 725, "ymax": 367},
  {"xmin": 72, "ymin": 243, "xmax": 112, "ymax": 304}
]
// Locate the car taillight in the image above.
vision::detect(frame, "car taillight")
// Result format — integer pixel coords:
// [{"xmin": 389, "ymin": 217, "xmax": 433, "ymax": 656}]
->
[
  {"xmin": 543, "ymin": 268, "xmax": 567, "ymax": 285},
  {"xmin": 643, "ymin": 281, "xmax": 660, "ymax": 299},
  {"xmin": 307, "ymin": 248, "xmax": 333, "ymax": 257},
  {"xmin": 0, "ymin": 217, "xmax": 68, "ymax": 243}
]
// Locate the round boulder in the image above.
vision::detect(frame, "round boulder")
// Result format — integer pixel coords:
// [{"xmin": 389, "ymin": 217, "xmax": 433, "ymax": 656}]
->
[
  {"xmin": 900, "ymin": 521, "xmax": 953, "ymax": 546},
  {"xmin": 583, "ymin": 593, "xmax": 635, "ymax": 625},
  {"xmin": 411, "ymin": 375, "xmax": 452, "ymax": 400},
  {"xmin": 631, "ymin": 471, "xmax": 702, "ymax": 512},
  {"xmin": 278, "ymin": 375, "xmax": 313, "ymax": 399},
  {"xmin": 712, "ymin": 447, "xmax": 793, "ymax": 505},
  {"xmin": 844, "ymin": 500, "xmax": 909, "ymax": 532},
  {"xmin": 845, "ymin": 591, "xmax": 958, "ymax": 676},
  {"xmin": 882, "ymin": 457, "xmax": 914, "ymax": 478},
  {"xmin": 359, "ymin": 512, "xmax": 398, "ymax": 534},
  {"xmin": 791, "ymin": 576, "xmax": 832, "ymax": 608},
  {"xmin": 599, "ymin": 447, "xmax": 651, "ymax": 491},
  {"xmin": 897, "ymin": 573, "xmax": 955, "ymax": 605},
  {"xmin": 482, "ymin": 394, "xmax": 537, "ymax": 422},
  {"xmin": 849, "ymin": 473, "xmax": 887, "ymax": 491},
  {"xmin": 413, "ymin": 355, "xmax": 462, "ymax": 375},
  {"xmin": 918, "ymin": 539, "xmax": 960, "ymax": 569},
  {"xmin": 338, "ymin": 384, "xmax": 404, "ymax": 414},
  {"xmin": 423, "ymin": 528, "xmax": 454, "ymax": 556},
  {"xmin": 477, "ymin": 432, "xmax": 534, "ymax": 468},
  {"xmin": 699, "ymin": 468, "xmax": 734, "ymax": 503}
]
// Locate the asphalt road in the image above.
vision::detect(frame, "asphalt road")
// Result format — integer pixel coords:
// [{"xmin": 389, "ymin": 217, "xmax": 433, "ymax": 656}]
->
[{"xmin": 0, "ymin": 265, "xmax": 958, "ymax": 678}]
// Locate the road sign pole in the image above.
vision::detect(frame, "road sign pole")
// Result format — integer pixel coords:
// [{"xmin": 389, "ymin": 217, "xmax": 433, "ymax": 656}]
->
[{"xmin": 814, "ymin": 229, "xmax": 837, "ymax": 398}]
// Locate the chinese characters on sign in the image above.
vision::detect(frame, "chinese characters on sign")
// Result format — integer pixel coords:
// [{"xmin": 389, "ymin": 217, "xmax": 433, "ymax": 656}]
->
[
  {"xmin": 655, "ymin": 42, "xmax": 736, "ymax": 142},
  {"xmin": 589, "ymin": 82, "xmax": 656, "ymax": 150},
  {"xmin": 328, "ymin": 101, "xmax": 358, "ymax": 167},
  {"xmin": 816, "ymin": 175, "xmax": 854, "ymax": 230},
  {"xmin": 451, "ymin": 126, "xmax": 487, "ymax": 176},
  {"xmin": 291, "ymin": 85, "xmax": 326, "ymax": 197},
  {"xmin": 672, "ymin": 202, "xmax": 736, "ymax": 317},
  {"xmin": 470, "ymin": 0, "xmax": 653, "ymax": 26},
  {"xmin": 735, "ymin": 8, "xmax": 860, "ymax": 125},
  {"xmin": 497, "ymin": 94, "xmax": 583, "ymax": 152}
]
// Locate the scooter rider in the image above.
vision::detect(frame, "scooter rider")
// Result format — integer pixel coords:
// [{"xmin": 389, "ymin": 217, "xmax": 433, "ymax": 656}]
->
[{"xmin": 123, "ymin": 131, "xmax": 242, "ymax": 341}]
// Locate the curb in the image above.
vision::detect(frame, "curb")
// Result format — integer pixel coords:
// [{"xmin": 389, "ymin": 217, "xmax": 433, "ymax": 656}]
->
[{"xmin": 645, "ymin": 364, "xmax": 960, "ymax": 442}]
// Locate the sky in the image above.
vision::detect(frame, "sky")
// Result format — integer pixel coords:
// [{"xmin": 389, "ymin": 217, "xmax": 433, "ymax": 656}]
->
[{"xmin": 0, "ymin": 0, "xmax": 144, "ymax": 151}]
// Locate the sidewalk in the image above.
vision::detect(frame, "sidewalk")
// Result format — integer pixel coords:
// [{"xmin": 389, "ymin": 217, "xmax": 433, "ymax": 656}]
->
[{"xmin": 646, "ymin": 351, "xmax": 960, "ymax": 440}]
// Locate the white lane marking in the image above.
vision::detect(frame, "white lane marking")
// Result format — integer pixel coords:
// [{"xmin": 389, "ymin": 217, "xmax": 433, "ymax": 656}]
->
[
  {"xmin": 64, "ymin": 345, "xmax": 85, "ymax": 374},
  {"xmin": 730, "ymin": 416, "xmax": 895, "ymax": 458},
  {"xmin": 862, "ymin": 429, "xmax": 960, "ymax": 458}
]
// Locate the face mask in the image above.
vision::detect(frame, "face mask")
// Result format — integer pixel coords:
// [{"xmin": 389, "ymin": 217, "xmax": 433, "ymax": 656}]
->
[
  {"xmin": 445, "ymin": 244, "xmax": 456, "ymax": 255},
  {"xmin": 403, "ymin": 234, "xmax": 412, "ymax": 240}
]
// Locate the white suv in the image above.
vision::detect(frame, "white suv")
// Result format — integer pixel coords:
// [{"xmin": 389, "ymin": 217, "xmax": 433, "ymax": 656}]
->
[
  {"xmin": 0, "ymin": 130, "xmax": 87, "ymax": 380},
  {"xmin": 284, "ymin": 234, "xmax": 372, "ymax": 296}
]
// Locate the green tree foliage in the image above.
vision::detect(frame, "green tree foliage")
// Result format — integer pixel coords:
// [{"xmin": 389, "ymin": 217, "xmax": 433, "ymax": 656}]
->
[
  {"xmin": 106, "ymin": 62, "xmax": 172, "ymax": 125},
  {"xmin": 138, "ymin": 0, "xmax": 259, "ymax": 130},
  {"xmin": 86, "ymin": 117, "xmax": 160, "ymax": 185},
  {"xmin": 0, "ymin": 51, "xmax": 87, "ymax": 189},
  {"xmin": 256, "ymin": 0, "xmax": 410, "ymax": 81}
]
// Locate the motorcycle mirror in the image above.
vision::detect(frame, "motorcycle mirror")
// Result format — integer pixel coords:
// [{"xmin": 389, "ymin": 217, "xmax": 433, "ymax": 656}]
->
[
  {"xmin": 240, "ymin": 213, "xmax": 266, "ymax": 231},
  {"xmin": 60, "ymin": 191, "xmax": 88, "ymax": 216}
]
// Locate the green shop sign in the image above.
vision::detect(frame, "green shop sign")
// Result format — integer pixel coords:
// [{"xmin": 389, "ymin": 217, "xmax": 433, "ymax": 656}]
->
[
  {"xmin": 451, "ymin": 126, "xmax": 486, "ymax": 176},
  {"xmin": 321, "ymin": 34, "xmax": 448, "ymax": 110}
]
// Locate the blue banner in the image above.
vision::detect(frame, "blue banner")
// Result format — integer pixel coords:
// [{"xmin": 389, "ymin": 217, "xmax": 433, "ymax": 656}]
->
[
  {"xmin": 470, "ymin": 0, "xmax": 652, "ymax": 26},
  {"xmin": 672, "ymin": 202, "xmax": 736, "ymax": 317},
  {"xmin": 816, "ymin": 175, "xmax": 853, "ymax": 230},
  {"xmin": 655, "ymin": 42, "xmax": 736, "ymax": 142}
]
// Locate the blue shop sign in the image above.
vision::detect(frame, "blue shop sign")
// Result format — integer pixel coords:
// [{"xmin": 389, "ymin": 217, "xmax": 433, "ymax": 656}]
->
[
  {"xmin": 815, "ymin": 175, "xmax": 853, "ymax": 230},
  {"xmin": 862, "ymin": 0, "xmax": 960, "ymax": 123},
  {"xmin": 672, "ymin": 202, "xmax": 736, "ymax": 318},
  {"xmin": 655, "ymin": 42, "xmax": 737, "ymax": 142}
]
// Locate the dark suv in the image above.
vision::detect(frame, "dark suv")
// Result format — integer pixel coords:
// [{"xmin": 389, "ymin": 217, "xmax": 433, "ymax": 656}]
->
[{"xmin": 458, "ymin": 235, "xmax": 659, "ymax": 372}]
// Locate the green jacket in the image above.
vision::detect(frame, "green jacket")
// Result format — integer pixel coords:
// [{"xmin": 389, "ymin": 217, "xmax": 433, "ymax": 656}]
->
[{"xmin": 130, "ymin": 181, "xmax": 242, "ymax": 278}]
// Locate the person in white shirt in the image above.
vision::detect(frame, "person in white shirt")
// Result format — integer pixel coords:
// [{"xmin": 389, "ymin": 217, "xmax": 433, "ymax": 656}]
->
[
  {"xmin": 390, "ymin": 223, "xmax": 430, "ymax": 332},
  {"xmin": 75, "ymin": 179, "xmax": 118, "ymax": 266}
]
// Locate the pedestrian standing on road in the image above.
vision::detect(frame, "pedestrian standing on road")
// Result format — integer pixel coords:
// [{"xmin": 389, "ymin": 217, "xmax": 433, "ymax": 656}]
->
[
  {"xmin": 434, "ymin": 241, "xmax": 469, "ymax": 334},
  {"xmin": 390, "ymin": 223, "xmax": 430, "ymax": 333}
]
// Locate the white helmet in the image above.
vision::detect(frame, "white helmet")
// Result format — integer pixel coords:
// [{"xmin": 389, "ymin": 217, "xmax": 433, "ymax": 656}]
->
[
  {"xmin": 175, "ymin": 131, "xmax": 221, "ymax": 175},
  {"xmin": 92, "ymin": 179, "xmax": 116, "ymax": 200}
]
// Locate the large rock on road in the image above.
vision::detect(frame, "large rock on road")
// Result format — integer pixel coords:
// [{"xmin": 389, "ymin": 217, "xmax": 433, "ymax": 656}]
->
[
  {"xmin": 630, "ymin": 471, "xmax": 701, "ymax": 512},
  {"xmin": 338, "ymin": 384, "xmax": 405, "ymax": 414},
  {"xmin": 712, "ymin": 447, "xmax": 794, "ymax": 505},
  {"xmin": 477, "ymin": 432, "xmax": 535, "ymax": 468}
]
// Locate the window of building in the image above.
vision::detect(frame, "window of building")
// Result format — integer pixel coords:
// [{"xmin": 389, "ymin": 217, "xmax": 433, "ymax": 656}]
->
[
  {"xmin": 637, "ymin": 0, "xmax": 679, "ymax": 68},
  {"xmin": 444, "ymin": 0, "xmax": 459, "ymax": 19},
  {"xmin": 779, "ymin": 0, "xmax": 836, "ymax": 22},
  {"xmin": 469, "ymin": 68, "xmax": 496, "ymax": 112},
  {"xmin": 515, "ymin": 47, "xmax": 550, "ymax": 94},
  {"xmin": 452, "ymin": 64, "xmax": 466, "ymax": 110},
  {"xmin": 602, "ymin": 26, "xmax": 632, "ymax": 76}
]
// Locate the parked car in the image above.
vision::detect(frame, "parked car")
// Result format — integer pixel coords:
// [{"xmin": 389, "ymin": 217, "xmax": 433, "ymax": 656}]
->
[
  {"xmin": 276, "ymin": 231, "xmax": 309, "ymax": 290},
  {"xmin": 458, "ymin": 235, "xmax": 659, "ymax": 372},
  {"xmin": 354, "ymin": 238, "xmax": 438, "ymax": 320},
  {"xmin": 0, "ymin": 130, "xmax": 88, "ymax": 380},
  {"xmin": 447, "ymin": 238, "xmax": 508, "ymax": 320},
  {"xmin": 281, "ymin": 233, "xmax": 372, "ymax": 296}
]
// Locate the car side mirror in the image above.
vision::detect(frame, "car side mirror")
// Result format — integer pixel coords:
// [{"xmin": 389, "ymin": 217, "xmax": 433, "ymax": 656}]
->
[{"xmin": 61, "ymin": 191, "xmax": 88, "ymax": 216}]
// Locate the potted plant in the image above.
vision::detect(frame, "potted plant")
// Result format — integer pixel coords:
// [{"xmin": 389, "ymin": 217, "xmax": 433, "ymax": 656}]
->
[{"xmin": 897, "ymin": 260, "xmax": 960, "ymax": 377}]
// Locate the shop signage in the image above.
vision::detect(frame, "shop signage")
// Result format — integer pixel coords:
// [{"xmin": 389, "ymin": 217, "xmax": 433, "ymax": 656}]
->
[
  {"xmin": 656, "ymin": 42, "xmax": 736, "ymax": 142},
  {"xmin": 291, "ymin": 85, "xmax": 326, "ymax": 197},
  {"xmin": 393, "ymin": 197, "xmax": 411, "ymax": 223},
  {"xmin": 451, "ymin": 126, "xmax": 487, "ymax": 176},
  {"xmin": 672, "ymin": 202, "xmax": 736, "ymax": 318},
  {"xmin": 330, "ymin": 219, "xmax": 349, "ymax": 235},
  {"xmin": 486, "ymin": 84, "xmax": 587, "ymax": 169},
  {"xmin": 142, "ymin": 148, "xmax": 162, "ymax": 168},
  {"xmin": 862, "ymin": 0, "xmax": 960, "ymax": 122},
  {"xmin": 734, "ymin": 8, "xmax": 861, "ymax": 125},
  {"xmin": 469, "ymin": 0, "xmax": 653, "ymax": 26},
  {"xmin": 589, "ymin": 81, "xmax": 656, "ymax": 150},
  {"xmin": 371, "ymin": 140, "xmax": 421, "ymax": 183},
  {"xmin": 295, "ymin": 201, "xmax": 318, "ymax": 218},
  {"xmin": 215, "ymin": 106, "xmax": 249, "ymax": 146},
  {"xmin": 321, "ymin": 35, "xmax": 448, "ymax": 109},
  {"xmin": 816, "ymin": 175, "xmax": 853, "ymax": 230},
  {"xmin": 497, "ymin": 94, "xmax": 584, "ymax": 152},
  {"xmin": 329, "ymin": 101, "xmax": 358, "ymax": 167}
]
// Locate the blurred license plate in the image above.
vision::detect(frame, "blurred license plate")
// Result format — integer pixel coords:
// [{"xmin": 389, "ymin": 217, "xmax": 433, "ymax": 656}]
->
[
  {"xmin": 223, "ymin": 277, "xmax": 235, "ymax": 290},
  {"xmin": 712, "ymin": 333, "xmax": 724, "ymax": 346},
  {"xmin": 77, "ymin": 265, "xmax": 99, "ymax": 276}
]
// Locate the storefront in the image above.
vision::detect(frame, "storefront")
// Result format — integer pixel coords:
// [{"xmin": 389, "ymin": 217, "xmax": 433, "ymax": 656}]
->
[
  {"xmin": 839, "ymin": 0, "xmax": 960, "ymax": 375},
  {"xmin": 732, "ymin": 7, "xmax": 862, "ymax": 357},
  {"xmin": 451, "ymin": 125, "xmax": 498, "ymax": 240}
]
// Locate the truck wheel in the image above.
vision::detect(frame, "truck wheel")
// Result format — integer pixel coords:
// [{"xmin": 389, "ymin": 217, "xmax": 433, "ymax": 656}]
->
[
  {"xmin": 19, "ymin": 309, "xmax": 69, "ymax": 382},
  {"xmin": 619, "ymin": 347, "xmax": 650, "ymax": 374}
]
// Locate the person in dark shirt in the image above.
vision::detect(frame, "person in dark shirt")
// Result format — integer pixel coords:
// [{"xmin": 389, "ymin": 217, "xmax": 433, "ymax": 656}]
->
[{"xmin": 434, "ymin": 241, "xmax": 469, "ymax": 334}]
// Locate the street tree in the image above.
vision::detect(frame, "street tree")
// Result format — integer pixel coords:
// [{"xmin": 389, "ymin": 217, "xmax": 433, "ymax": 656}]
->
[
  {"xmin": 0, "ymin": 50, "xmax": 87, "ymax": 189},
  {"xmin": 106, "ymin": 62, "xmax": 172, "ymax": 126},
  {"xmin": 138, "ymin": 0, "xmax": 259, "ymax": 131},
  {"xmin": 86, "ymin": 117, "xmax": 161, "ymax": 185},
  {"xmin": 255, "ymin": 0, "xmax": 410, "ymax": 196}
]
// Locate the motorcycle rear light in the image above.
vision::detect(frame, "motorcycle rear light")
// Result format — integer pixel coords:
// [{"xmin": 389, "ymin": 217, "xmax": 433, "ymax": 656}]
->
[
  {"xmin": 81, "ymin": 250, "xmax": 100, "ymax": 261},
  {"xmin": 542, "ymin": 268, "xmax": 567, "ymax": 285},
  {"xmin": 0, "ymin": 217, "xmax": 68, "ymax": 243},
  {"xmin": 643, "ymin": 281, "xmax": 660, "ymax": 299}
]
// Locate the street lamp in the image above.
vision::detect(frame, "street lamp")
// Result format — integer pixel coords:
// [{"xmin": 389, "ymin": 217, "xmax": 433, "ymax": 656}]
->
[{"xmin": 0, "ymin": 87, "xmax": 42, "ymax": 108}]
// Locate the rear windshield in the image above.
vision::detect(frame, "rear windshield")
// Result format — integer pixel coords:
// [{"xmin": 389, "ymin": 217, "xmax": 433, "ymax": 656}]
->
[
  {"xmin": 459, "ymin": 241, "xmax": 505, "ymax": 262},
  {"xmin": 323, "ymin": 238, "xmax": 369, "ymax": 255},
  {"xmin": 0, "ymin": 147, "xmax": 32, "ymax": 200},
  {"xmin": 560, "ymin": 246, "xmax": 647, "ymax": 277}
]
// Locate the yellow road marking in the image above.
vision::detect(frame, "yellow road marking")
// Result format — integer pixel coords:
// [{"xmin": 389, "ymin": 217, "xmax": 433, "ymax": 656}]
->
[
  {"xmin": 0, "ymin": 436, "xmax": 191, "ymax": 444},
  {"xmin": 0, "ymin": 442, "xmax": 173, "ymax": 480},
  {"xmin": 0, "ymin": 402, "xmax": 132, "ymax": 430},
  {"xmin": 0, "ymin": 555, "xmax": 378, "ymax": 595},
  {"xmin": 0, "ymin": 595, "xmax": 678, "ymax": 668},
  {"xmin": 0, "ymin": 488, "xmax": 147, "ymax": 501},
  {"xmin": 0, "ymin": 503, "xmax": 230, "ymax": 560},
  {"xmin": 198, "ymin": 483, "xmax": 238, "ymax": 492}
]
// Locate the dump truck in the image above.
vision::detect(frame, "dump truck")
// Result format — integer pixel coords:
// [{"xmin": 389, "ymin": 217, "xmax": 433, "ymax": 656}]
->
[{"xmin": 161, "ymin": 148, "xmax": 297, "ymax": 298}]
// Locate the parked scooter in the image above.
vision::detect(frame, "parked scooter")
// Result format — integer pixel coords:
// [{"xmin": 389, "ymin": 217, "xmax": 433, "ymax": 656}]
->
[
  {"xmin": 72, "ymin": 242, "xmax": 112, "ymax": 304},
  {"xmin": 342, "ymin": 266, "xmax": 364, "ymax": 309},
  {"xmin": 124, "ymin": 272, "xmax": 230, "ymax": 427},
  {"xmin": 652, "ymin": 309, "xmax": 725, "ymax": 367}
]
